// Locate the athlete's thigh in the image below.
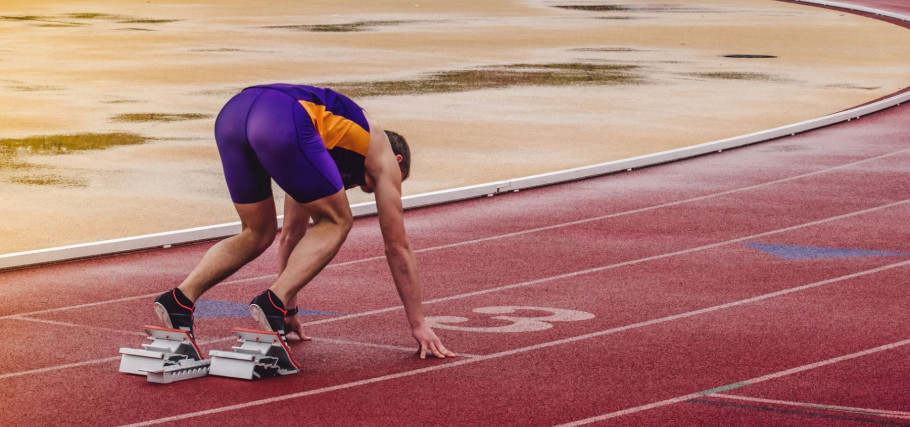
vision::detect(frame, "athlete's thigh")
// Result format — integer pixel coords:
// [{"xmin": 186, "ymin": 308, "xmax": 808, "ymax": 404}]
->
[
  {"xmin": 214, "ymin": 89, "xmax": 274, "ymax": 204},
  {"xmin": 244, "ymin": 89, "xmax": 344, "ymax": 204}
]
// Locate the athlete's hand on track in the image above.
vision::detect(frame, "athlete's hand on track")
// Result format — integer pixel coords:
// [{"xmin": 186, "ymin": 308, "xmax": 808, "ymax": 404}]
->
[
  {"xmin": 413, "ymin": 324, "xmax": 456, "ymax": 359},
  {"xmin": 285, "ymin": 314, "xmax": 311, "ymax": 341}
]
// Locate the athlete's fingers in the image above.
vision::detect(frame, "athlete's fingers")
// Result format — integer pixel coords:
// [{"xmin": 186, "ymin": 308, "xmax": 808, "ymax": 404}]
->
[
  {"xmin": 291, "ymin": 329, "xmax": 312, "ymax": 341},
  {"xmin": 435, "ymin": 343, "xmax": 456, "ymax": 357},
  {"xmin": 428, "ymin": 341, "xmax": 449, "ymax": 358},
  {"xmin": 418, "ymin": 343, "xmax": 428, "ymax": 359},
  {"xmin": 286, "ymin": 317, "xmax": 311, "ymax": 341}
]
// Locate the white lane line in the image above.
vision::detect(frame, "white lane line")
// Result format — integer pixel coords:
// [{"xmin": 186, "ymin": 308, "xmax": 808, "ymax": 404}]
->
[
  {"xmin": 0, "ymin": 293, "xmax": 156, "ymax": 320},
  {"xmin": 555, "ymin": 339, "xmax": 910, "ymax": 426},
  {"xmin": 2, "ymin": 147, "xmax": 905, "ymax": 321},
  {"xmin": 311, "ymin": 337, "xmax": 420, "ymax": 353},
  {"xmin": 0, "ymin": 357, "xmax": 120, "ymax": 381},
  {"xmin": 302, "ymin": 198, "xmax": 910, "ymax": 326},
  {"xmin": 120, "ymin": 259, "xmax": 910, "ymax": 426},
  {"xmin": 8, "ymin": 315, "xmax": 145, "ymax": 336},
  {"xmin": 0, "ymin": 275, "xmax": 274, "ymax": 320},
  {"xmin": 709, "ymin": 393, "xmax": 910, "ymax": 420},
  {"xmin": 404, "ymin": 148, "xmax": 910, "ymax": 257},
  {"xmin": 4, "ymin": 199, "xmax": 909, "ymax": 381},
  {"xmin": 311, "ymin": 337, "xmax": 479, "ymax": 358}
]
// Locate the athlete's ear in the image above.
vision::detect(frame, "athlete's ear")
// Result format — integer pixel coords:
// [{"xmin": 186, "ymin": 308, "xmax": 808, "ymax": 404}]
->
[{"xmin": 395, "ymin": 154, "xmax": 403, "ymax": 164}]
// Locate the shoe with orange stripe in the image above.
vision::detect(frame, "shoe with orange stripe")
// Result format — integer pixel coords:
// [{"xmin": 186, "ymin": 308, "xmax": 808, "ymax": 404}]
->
[
  {"xmin": 153, "ymin": 288, "xmax": 196, "ymax": 338},
  {"xmin": 249, "ymin": 289, "xmax": 287, "ymax": 339}
]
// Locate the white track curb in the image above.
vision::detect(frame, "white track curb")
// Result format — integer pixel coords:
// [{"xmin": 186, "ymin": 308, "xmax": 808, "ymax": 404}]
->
[{"xmin": 1, "ymin": 0, "xmax": 907, "ymax": 270}]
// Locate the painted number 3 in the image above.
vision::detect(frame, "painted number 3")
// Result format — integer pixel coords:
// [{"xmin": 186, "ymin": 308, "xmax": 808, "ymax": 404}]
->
[{"xmin": 426, "ymin": 306, "xmax": 595, "ymax": 333}]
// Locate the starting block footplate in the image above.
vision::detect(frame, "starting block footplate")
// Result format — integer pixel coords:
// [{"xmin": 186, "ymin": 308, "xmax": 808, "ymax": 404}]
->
[
  {"xmin": 208, "ymin": 328, "xmax": 300, "ymax": 380},
  {"xmin": 119, "ymin": 326, "xmax": 210, "ymax": 383}
]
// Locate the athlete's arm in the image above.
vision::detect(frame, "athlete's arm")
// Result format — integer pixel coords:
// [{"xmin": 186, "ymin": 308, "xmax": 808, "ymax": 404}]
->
[{"xmin": 363, "ymin": 113, "xmax": 455, "ymax": 359}]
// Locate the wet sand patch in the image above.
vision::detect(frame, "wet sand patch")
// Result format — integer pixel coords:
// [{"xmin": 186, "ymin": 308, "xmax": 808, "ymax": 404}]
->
[
  {"xmin": 571, "ymin": 47, "xmax": 641, "ymax": 52},
  {"xmin": 825, "ymin": 83, "xmax": 880, "ymax": 90},
  {"xmin": 326, "ymin": 63, "xmax": 643, "ymax": 97},
  {"xmin": 103, "ymin": 99, "xmax": 145, "ymax": 104},
  {"xmin": 0, "ymin": 133, "xmax": 148, "ymax": 157},
  {"xmin": 111, "ymin": 113, "xmax": 211, "ymax": 123},
  {"xmin": 687, "ymin": 71, "xmax": 777, "ymax": 81},
  {"xmin": 1, "ymin": 13, "xmax": 178, "ymax": 27},
  {"xmin": 8, "ymin": 84, "xmax": 65, "ymax": 92},
  {"xmin": 554, "ymin": 4, "xmax": 714, "ymax": 13},
  {"xmin": 0, "ymin": 133, "xmax": 145, "ymax": 187},
  {"xmin": 191, "ymin": 48, "xmax": 270, "ymax": 53},
  {"xmin": 192, "ymin": 88, "xmax": 245, "ymax": 97},
  {"xmin": 722, "ymin": 54, "xmax": 778, "ymax": 59},
  {"xmin": 118, "ymin": 19, "xmax": 179, "ymax": 24},
  {"xmin": 265, "ymin": 20, "xmax": 419, "ymax": 32},
  {"xmin": 9, "ymin": 174, "xmax": 87, "ymax": 187},
  {"xmin": 0, "ymin": 15, "xmax": 83, "ymax": 27}
]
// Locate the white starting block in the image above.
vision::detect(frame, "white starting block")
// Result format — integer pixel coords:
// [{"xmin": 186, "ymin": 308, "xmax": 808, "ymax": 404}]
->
[
  {"xmin": 208, "ymin": 328, "xmax": 300, "ymax": 380},
  {"xmin": 119, "ymin": 326, "xmax": 210, "ymax": 384}
]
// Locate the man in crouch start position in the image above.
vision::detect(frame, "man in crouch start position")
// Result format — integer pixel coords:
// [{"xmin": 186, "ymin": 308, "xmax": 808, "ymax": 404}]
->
[{"xmin": 153, "ymin": 83, "xmax": 455, "ymax": 359}]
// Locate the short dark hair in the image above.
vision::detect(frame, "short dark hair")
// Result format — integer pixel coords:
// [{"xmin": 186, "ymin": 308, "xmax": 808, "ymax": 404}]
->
[{"xmin": 385, "ymin": 130, "xmax": 411, "ymax": 181}]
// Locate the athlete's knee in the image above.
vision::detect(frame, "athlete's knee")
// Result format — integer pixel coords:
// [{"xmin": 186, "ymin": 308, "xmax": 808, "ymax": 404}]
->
[
  {"xmin": 338, "ymin": 210, "xmax": 353, "ymax": 239},
  {"xmin": 314, "ymin": 208, "xmax": 352, "ymax": 241},
  {"xmin": 330, "ymin": 209, "xmax": 353, "ymax": 238},
  {"xmin": 279, "ymin": 221, "xmax": 307, "ymax": 249},
  {"xmin": 243, "ymin": 220, "xmax": 277, "ymax": 254}
]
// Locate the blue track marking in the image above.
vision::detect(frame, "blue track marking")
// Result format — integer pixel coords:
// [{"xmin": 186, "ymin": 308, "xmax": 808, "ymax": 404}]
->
[
  {"xmin": 194, "ymin": 298, "xmax": 341, "ymax": 319},
  {"xmin": 743, "ymin": 242, "xmax": 910, "ymax": 260}
]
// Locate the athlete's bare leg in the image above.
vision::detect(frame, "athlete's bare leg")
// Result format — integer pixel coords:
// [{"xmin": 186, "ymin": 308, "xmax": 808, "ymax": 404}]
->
[
  {"xmin": 269, "ymin": 189, "xmax": 352, "ymax": 307},
  {"xmin": 177, "ymin": 197, "xmax": 278, "ymax": 302},
  {"xmin": 277, "ymin": 194, "xmax": 314, "ymax": 340}
]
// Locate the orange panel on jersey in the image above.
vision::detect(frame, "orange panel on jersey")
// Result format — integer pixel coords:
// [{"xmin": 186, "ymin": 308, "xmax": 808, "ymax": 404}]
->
[{"xmin": 299, "ymin": 100, "xmax": 370, "ymax": 156}]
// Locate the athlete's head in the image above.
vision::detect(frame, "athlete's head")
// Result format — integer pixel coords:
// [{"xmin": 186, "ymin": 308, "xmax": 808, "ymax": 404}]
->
[
  {"xmin": 386, "ymin": 130, "xmax": 411, "ymax": 181},
  {"xmin": 359, "ymin": 130, "xmax": 411, "ymax": 194}
]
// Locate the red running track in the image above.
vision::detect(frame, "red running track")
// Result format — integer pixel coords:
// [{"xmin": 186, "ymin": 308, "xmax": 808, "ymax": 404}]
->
[{"xmin": 2, "ymin": 2, "xmax": 910, "ymax": 426}]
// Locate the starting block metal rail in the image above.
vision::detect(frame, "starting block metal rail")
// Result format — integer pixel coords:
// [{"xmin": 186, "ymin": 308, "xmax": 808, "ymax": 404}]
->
[
  {"xmin": 209, "ymin": 328, "xmax": 300, "ymax": 380},
  {"xmin": 119, "ymin": 326, "xmax": 210, "ymax": 384}
]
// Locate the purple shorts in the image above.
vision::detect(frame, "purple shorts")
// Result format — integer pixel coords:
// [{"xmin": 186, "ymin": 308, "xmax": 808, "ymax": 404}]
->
[{"xmin": 214, "ymin": 87, "xmax": 343, "ymax": 204}]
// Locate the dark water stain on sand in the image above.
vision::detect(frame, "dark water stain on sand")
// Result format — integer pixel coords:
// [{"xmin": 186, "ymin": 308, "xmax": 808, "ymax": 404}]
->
[
  {"xmin": 111, "ymin": 113, "xmax": 211, "ymax": 123},
  {"xmin": 687, "ymin": 71, "xmax": 776, "ymax": 81},
  {"xmin": 191, "ymin": 48, "xmax": 270, "ymax": 53},
  {"xmin": 266, "ymin": 20, "xmax": 417, "ymax": 32},
  {"xmin": 2, "ymin": 13, "xmax": 178, "ymax": 27},
  {"xmin": 118, "ymin": 19, "xmax": 179, "ymax": 24},
  {"xmin": 65, "ymin": 13, "xmax": 120, "ymax": 19},
  {"xmin": 1, "ymin": 15, "xmax": 84, "ymax": 27},
  {"xmin": 323, "ymin": 63, "xmax": 643, "ymax": 97},
  {"xmin": 8, "ymin": 84, "xmax": 65, "ymax": 92},
  {"xmin": 0, "ymin": 133, "xmax": 148, "ymax": 156},
  {"xmin": 8, "ymin": 174, "xmax": 87, "ymax": 187},
  {"xmin": 555, "ymin": 4, "xmax": 713, "ymax": 13},
  {"xmin": 825, "ymin": 83, "xmax": 880, "ymax": 91},
  {"xmin": 572, "ymin": 47, "xmax": 641, "ymax": 52},
  {"xmin": 722, "ymin": 54, "xmax": 777, "ymax": 59},
  {"xmin": 0, "ymin": 133, "xmax": 147, "ymax": 185}
]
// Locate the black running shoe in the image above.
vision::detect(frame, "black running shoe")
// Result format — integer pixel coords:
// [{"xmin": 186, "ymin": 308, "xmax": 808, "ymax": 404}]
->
[
  {"xmin": 249, "ymin": 290, "xmax": 287, "ymax": 338},
  {"xmin": 153, "ymin": 288, "xmax": 195, "ymax": 337}
]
